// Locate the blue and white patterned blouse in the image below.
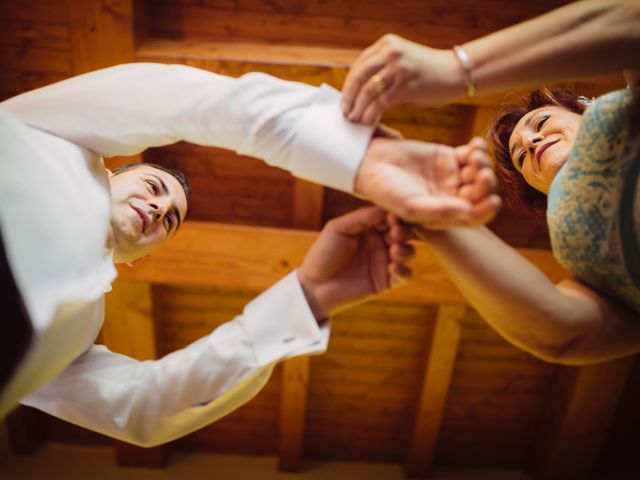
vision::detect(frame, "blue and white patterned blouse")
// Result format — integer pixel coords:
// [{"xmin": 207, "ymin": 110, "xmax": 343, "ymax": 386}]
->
[{"xmin": 547, "ymin": 87, "xmax": 640, "ymax": 312}]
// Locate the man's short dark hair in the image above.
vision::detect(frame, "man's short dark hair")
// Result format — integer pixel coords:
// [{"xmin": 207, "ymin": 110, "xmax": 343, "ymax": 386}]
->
[{"xmin": 111, "ymin": 162, "xmax": 192, "ymax": 200}]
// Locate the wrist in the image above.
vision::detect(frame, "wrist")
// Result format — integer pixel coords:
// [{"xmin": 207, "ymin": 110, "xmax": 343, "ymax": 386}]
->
[
  {"xmin": 297, "ymin": 271, "xmax": 330, "ymax": 323},
  {"xmin": 354, "ymin": 136, "xmax": 390, "ymax": 198},
  {"xmin": 452, "ymin": 45, "xmax": 477, "ymax": 99}
]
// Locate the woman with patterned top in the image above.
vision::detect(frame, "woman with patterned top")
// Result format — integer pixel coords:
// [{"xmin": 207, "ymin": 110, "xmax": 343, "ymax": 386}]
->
[{"xmin": 344, "ymin": 0, "xmax": 640, "ymax": 364}]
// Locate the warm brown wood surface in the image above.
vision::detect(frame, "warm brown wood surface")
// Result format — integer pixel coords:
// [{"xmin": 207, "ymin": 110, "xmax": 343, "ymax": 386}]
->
[{"xmin": 1, "ymin": 1, "xmax": 638, "ymax": 478}]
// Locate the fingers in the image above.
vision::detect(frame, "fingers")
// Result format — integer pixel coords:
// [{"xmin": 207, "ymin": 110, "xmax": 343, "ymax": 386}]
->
[
  {"xmin": 459, "ymin": 168, "xmax": 498, "ymax": 203},
  {"xmin": 348, "ymin": 67, "xmax": 395, "ymax": 124},
  {"xmin": 389, "ymin": 262, "xmax": 412, "ymax": 288},
  {"xmin": 389, "ymin": 242, "xmax": 415, "ymax": 262},
  {"xmin": 342, "ymin": 41, "xmax": 387, "ymax": 118},
  {"xmin": 327, "ymin": 206, "xmax": 387, "ymax": 236},
  {"xmin": 342, "ymin": 35, "xmax": 408, "ymax": 124},
  {"xmin": 470, "ymin": 194, "xmax": 502, "ymax": 225},
  {"xmin": 455, "ymin": 137, "xmax": 489, "ymax": 168}
]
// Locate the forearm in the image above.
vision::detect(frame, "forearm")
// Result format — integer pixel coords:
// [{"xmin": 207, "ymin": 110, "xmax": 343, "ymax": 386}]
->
[
  {"xmin": 464, "ymin": 0, "xmax": 640, "ymax": 96},
  {"xmin": 2, "ymin": 63, "xmax": 372, "ymax": 193},
  {"xmin": 417, "ymin": 226, "xmax": 586, "ymax": 360},
  {"xmin": 23, "ymin": 272, "xmax": 328, "ymax": 446}
]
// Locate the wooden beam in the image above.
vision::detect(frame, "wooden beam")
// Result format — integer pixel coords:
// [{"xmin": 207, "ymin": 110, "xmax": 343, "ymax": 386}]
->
[
  {"xmin": 530, "ymin": 355, "xmax": 636, "ymax": 480},
  {"xmin": 278, "ymin": 178, "xmax": 324, "ymax": 471},
  {"xmin": 468, "ymin": 105, "xmax": 498, "ymax": 139},
  {"xmin": 405, "ymin": 305, "xmax": 465, "ymax": 478},
  {"xmin": 66, "ymin": 0, "xmax": 136, "ymax": 74},
  {"xmin": 103, "ymin": 278, "xmax": 168, "ymax": 468},
  {"xmin": 103, "ymin": 279, "xmax": 158, "ymax": 361},
  {"xmin": 66, "ymin": 0, "xmax": 143, "ymax": 170},
  {"xmin": 278, "ymin": 356, "xmax": 310, "ymax": 472},
  {"xmin": 117, "ymin": 221, "xmax": 569, "ymax": 306},
  {"xmin": 135, "ymin": 39, "xmax": 625, "ymax": 107},
  {"xmin": 291, "ymin": 179, "xmax": 325, "ymax": 231},
  {"xmin": 5, "ymin": 406, "xmax": 46, "ymax": 455}
]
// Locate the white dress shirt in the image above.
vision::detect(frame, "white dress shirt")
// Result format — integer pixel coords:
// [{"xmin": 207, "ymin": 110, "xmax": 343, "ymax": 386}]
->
[{"xmin": 0, "ymin": 63, "xmax": 373, "ymax": 446}]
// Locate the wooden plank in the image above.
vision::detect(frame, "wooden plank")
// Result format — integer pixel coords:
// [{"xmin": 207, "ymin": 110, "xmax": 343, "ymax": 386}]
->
[
  {"xmin": 103, "ymin": 279, "xmax": 158, "ymax": 361},
  {"xmin": 102, "ymin": 278, "xmax": 168, "ymax": 467},
  {"xmin": 0, "ymin": 0, "xmax": 68, "ymax": 23},
  {"xmin": 148, "ymin": 0, "xmax": 568, "ymax": 30},
  {"xmin": 469, "ymin": 105, "xmax": 498, "ymax": 139},
  {"xmin": 0, "ymin": 20, "xmax": 70, "ymax": 51},
  {"xmin": 278, "ymin": 356, "xmax": 310, "ymax": 471},
  {"xmin": 136, "ymin": 39, "xmax": 624, "ymax": 109},
  {"xmin": 291, "ymin": 180, "xmax": 324, "ymax": 231},
  {"xmin": 277, "ymin": 172, "xmax": 324, "ymax": 471},
  {"xmin": 530, "ymin": 355, "xmax": 636, "ymax": 480},
  {"xmin": 405, "ymin": 305, "xmax": 465, "ymax": 477},
  {"xmin": 145, "ymin": 144, "xmax": 294, "ymax": 227},
  {"xmin": 116, "ymin": 221, "xmax": 568, "ymax": 306},
  {"xmin": 5, "ymin": 406, "xmax": 46, "ymax": 455},
  {"xmin": 0, "ymin": 45, "xmax": 71, "ymax": 74},
  {"xmin": 66, "ymin": 0, "xmax": 136, "ymax": 74}
]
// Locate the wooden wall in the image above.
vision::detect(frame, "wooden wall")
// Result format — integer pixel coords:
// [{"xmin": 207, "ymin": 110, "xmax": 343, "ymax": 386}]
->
[{"xmin": 1, "ymin": 1, "xmax": 637, "ymax": 479}]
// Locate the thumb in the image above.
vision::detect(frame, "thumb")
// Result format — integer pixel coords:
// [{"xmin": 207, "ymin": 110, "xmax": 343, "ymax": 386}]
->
[{"xmin": 329, "ymin": 206, "xmax": 388, "ymax": 236}]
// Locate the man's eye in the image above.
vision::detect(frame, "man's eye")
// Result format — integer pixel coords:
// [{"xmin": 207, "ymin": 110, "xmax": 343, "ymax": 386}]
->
[
  {"xmin": 536, "ymin": 115, "xmax": 549, "ymax": 130},
  {"xmin": 147, "ymin": 180, "xmax": 159, "ymax": 194}
]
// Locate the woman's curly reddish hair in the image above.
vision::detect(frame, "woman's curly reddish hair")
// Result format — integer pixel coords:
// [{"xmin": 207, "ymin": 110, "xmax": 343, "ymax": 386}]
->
[{"xmin": 487, "ymin": 88, "xmax": 587, "ymax": 219}]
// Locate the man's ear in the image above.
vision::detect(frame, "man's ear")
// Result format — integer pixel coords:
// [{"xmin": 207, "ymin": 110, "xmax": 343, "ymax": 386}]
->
[{"xmin": 126, "ymin": 256, "xmax": 147, "ymax": 267}]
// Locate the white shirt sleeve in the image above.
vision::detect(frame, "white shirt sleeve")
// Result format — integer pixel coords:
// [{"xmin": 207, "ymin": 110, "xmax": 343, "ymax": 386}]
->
[
  {"xmin": 22, "ymin": 271, "xmax": 329, "ymax": 447},
  {"xmin": 0, "ymin": 63, "xmax": 374, "ymax": 192}
]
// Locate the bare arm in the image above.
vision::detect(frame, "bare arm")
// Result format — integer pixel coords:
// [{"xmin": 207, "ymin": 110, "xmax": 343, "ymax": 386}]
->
[
  {"xmin": 343, "ymin": 0, "xmax": 640, "ymax": 123},
  {"xmin": 466, "ymin": 0, "xmax": 640, "ymax": 96},
  {"xmin": 407, "ymin": 225, "xmax": 640, "ymax": 365}
]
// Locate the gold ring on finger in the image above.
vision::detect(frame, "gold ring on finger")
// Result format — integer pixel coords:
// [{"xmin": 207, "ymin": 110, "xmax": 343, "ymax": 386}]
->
[{"xmin": 372, "ymin": 74, "xmax": 387, "ymax": 96}]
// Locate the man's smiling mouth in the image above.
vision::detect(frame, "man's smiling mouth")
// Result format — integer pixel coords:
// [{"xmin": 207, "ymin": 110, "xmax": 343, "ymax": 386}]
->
[{"xmin": 131, "ymin": 205, "xmax": 149, "ymax": 233}]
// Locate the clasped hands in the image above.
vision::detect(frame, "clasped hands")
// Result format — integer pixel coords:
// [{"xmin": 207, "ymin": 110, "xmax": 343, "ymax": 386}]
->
[
  {"xmin": 299, "ymin": 33, "xmax": 500, "ymax": 320},
  {"xmin": 298, "ymin": 133, "xmax": 500, "ymax": 321}
]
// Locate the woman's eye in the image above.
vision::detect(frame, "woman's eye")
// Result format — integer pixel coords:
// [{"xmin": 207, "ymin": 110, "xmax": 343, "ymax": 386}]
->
[
  {"xmin": 536, "ymin": 115, "xmax": 549, "ymax": 130},
  {"xmin": 518, "ymin": 151, "xmax": 526, "ymax": 168},
  {"xmin": 147, "ymin": 181, "xmax": 159, "ymax": 194},
  {"xmin": 166, "ymin": 215, "xmax": 174, "ymax": 231}
]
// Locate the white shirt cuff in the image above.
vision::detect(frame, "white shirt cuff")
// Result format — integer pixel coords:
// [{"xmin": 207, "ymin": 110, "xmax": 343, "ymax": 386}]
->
[
  {"xmin": 290, "ymin": 84, "xmax": 374, "ymax": 193},
  {"xmin": 239, "ymin": 270, "xmax": 330, "ymax": 367}
]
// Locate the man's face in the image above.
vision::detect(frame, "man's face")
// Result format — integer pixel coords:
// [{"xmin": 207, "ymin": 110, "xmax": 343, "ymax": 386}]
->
[{"xmin": 108, "ymin": 165, "xmax": 188, "ymax": 263}]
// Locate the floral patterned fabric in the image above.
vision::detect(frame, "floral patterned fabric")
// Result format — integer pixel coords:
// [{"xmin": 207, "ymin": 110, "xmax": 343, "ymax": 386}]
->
[{"xmin": 547, "ymin": 87, "xmax": 640, "ymax": 312}]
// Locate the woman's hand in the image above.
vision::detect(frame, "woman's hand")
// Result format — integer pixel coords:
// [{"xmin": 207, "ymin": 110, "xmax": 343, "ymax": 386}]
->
[{"xmin": 342, "ymin": 34, "xmax": 463, "ymax": 125}]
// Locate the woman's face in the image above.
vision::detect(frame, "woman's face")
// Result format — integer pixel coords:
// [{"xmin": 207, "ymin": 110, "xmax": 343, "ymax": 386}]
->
[{"xmin": 508, "ymin": 106, "xmax": 583, "ymax": 194}]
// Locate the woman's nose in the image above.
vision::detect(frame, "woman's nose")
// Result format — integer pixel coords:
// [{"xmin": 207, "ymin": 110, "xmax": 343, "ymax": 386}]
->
[{"xmin": 525, "ymin": 133, "xmax": 543, "ymax": 153}]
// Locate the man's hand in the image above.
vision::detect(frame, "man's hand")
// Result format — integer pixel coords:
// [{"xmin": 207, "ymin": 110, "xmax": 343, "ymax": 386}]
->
[
  {"xmin": 298, "ymin": 207, "xmax": 414, "ymax": 320},
  {"xmin": 355, "ymin": 136, "xmax": 501, "ymax": 229}
]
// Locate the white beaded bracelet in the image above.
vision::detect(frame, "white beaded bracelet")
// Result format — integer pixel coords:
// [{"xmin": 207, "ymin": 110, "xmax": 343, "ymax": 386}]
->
[{"xmin": 453, "ymin": 45, "xmax": 476, "ymax": 98}]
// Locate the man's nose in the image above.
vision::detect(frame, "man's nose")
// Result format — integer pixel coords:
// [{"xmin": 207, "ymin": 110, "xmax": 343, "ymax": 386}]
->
[{"xmin": 148, "ymin": 201, "xmax": 168, "ymax": 221}]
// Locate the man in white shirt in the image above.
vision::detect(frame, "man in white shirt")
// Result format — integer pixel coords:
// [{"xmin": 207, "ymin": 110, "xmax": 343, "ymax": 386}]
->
[{"xmin": 0, "ymin": 63, "xmax": 497, "ymax": 446}]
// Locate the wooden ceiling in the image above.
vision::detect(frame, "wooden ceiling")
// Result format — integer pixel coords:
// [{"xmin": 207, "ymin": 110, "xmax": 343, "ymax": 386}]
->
[{"xmin": 1, "ymin": 1, "xmax": 638, "ymax": 479}]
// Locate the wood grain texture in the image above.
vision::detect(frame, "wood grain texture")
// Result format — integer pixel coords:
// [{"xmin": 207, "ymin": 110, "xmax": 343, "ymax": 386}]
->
[
  {"xmin": 530, "ymin": 356, "xmax": 636, "ymax": 480},
  {"xmin": 67, "ymin": 0, "xmax": 136, "ymax": 74},
  {"xmin": 405, "ymin": 305, "xmax": 465, "ymax": 477},
  {"xmin": 115, "ymin": 221, "xmax": 569, "ymax": 305}
]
